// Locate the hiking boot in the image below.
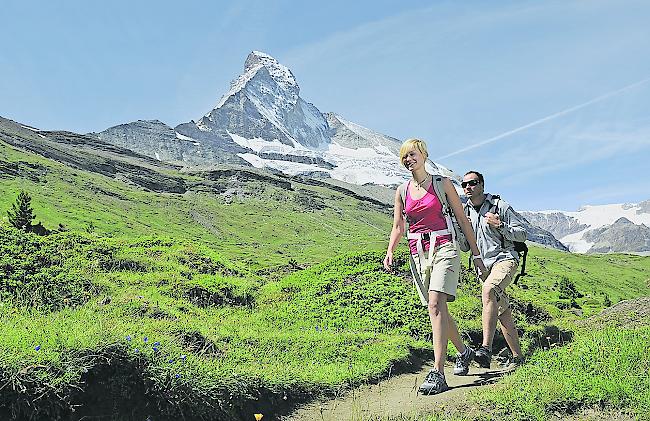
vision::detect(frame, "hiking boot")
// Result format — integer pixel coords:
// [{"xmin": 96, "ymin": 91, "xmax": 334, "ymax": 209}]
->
[
  {"xmin": 474, "ymin": 346, "xmax": 492, "ymax": 368},
  {"xmin": 419, "ymin": 369, "xmax": 449, "ymax": 395},
  {"xmin": 499, "ymin": 355, "xmax": 524, "ymax": 370},
  {"xmin": 453, "ymin": 346, "xmax": 475, "ymax": 375}
]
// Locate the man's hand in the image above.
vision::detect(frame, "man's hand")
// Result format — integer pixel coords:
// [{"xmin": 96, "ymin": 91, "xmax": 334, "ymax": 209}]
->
[
  {"xmin": 383, "ymin": 251, "xmax": 393, "ymax": 271},
  {"xmin": 474, "ymin": 258, "xmax": 488, "ymax": 281},
  {"xmin": 485, "ymin": 212, "xmax": 503, "ymax": 229}
]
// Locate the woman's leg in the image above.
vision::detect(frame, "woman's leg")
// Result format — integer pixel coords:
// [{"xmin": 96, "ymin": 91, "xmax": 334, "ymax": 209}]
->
[
  {"xmin": 428, "ymin": 290, "xmax": 450, "ymax": 373},
  {"xmin": 447, "ymin": 315, "xmax": 466, "ymax": 354}
]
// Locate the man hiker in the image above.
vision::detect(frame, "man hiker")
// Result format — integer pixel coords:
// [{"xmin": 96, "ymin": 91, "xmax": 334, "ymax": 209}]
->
[{"xmin": 462, "ymin": 170, "xmax": 526, "ymax": 368}]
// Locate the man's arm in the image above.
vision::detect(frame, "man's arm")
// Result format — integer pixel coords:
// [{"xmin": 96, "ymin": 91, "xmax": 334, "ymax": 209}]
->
[{"xmin": 499, "ymin": 203, "xmax": 527, "ymax": 242}]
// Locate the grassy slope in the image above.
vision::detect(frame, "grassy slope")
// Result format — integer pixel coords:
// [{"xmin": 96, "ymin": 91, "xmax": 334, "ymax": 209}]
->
[
  {"xmin": 0, "ymin": 137, "xmax": 389, "ymax": 269},
  {"xmin": 1, "ymin": 136, "xmax": 650, "ymax": 420}
]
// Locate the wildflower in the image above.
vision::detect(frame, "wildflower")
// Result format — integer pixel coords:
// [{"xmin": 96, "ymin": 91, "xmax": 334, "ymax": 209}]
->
[
  {"xmin": 168, "ymin": 359, "xmax": 174, "ymax": 363},
  {"xmin": 153, "ymin": 347, "xmax": 159, "ymax": 353},
  {"xmin": 175, "ymin": 373, "xmax": 181, "ymax": 379},
  {"xmin": 135, "ymin": 349, "xmax": 140, "ymax": 353},
  {"xmin": 126, "ymin": 335, "xmax": 132, "ymax": 342},
  {"xmin": 154, "ymin": 341, "xmax": 160, "ymax": 346},
  {"xmin": 143, "ymin": 336, "xmax": 148, "ymax": 343},
  {"xmin": 34, "ymin": 345, "xmax": 41, "ymax": 351},
  {"xmin": 254, "ymin": 414, "xmax": 263, "ymax": 421},
  {"xmin": 180, "ymin": 354, "xmax": 187, "ymax": 361},
  {"xmin": 315, "ymin": 326, "xmax": 320, "ymax": 332}
]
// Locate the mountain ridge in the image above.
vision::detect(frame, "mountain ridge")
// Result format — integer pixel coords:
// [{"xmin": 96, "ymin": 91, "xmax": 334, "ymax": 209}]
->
[{"xmin": 522, "ymin": 200, "xmax": 650, "ymax": 254}]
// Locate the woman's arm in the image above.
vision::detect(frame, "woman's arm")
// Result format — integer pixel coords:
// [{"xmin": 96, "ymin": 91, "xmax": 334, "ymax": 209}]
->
[
  {"xmin": 443, "ymin": 178, "xmax": 488, "ymax": 278},
  {"xmin": 383, "ymin": 188, "xmax": 406, "ymax": 271}
]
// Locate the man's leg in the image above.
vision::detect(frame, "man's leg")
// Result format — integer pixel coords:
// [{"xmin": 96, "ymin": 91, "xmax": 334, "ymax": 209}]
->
[
  {"xmin": 498, "ymin": 307, "xmax": 522, "ymax": 358},
  {"xmin": 481, "ymin": 281, "xmax": 499, "ymax": 351},
  {"xmin": 477, "ymin": 260, "xmax": 518, "ymax": 368}
]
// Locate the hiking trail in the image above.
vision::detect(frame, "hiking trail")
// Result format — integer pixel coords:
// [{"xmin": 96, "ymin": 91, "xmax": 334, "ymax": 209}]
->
[{"xmin": 281, "ymin": 359, "xmax": 514, "ymax": 420}]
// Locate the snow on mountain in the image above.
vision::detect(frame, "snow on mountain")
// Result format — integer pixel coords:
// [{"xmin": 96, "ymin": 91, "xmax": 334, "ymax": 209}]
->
[
  {"xmin": 230, "ymin": 129, "xmax": 408, "ymax": 185},
  {"xmin": 522, "ymin": 200, "xmax": 650, "ymax": 253}
]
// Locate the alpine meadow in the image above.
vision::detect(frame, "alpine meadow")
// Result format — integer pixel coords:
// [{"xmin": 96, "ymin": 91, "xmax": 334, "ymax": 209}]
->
[{"xmin": 1, "ymin": 111, "xmax": 649, "ymax": 421}]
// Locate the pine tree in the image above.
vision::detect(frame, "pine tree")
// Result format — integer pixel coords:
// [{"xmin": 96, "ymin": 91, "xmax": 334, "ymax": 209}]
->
[{"xmin": 7, "ymin": 191, "xmax": 35, "ymax": 231}]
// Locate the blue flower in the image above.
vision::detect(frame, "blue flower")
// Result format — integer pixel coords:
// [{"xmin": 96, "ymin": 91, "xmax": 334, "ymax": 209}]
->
[
  {"xmin": 134, "ymin": 348, "xmax": 140, "ymax": 353},
  {"xmin": 143, "ymin": 336, "xmax": 148, "ymax": 343},
  {"xmin": 126, "ymin": 335, "xmax": 132, "ymax": 342},
  {"xmin": 34, "ymin": 345, "xmax": 41, "ymax": 351},
  {"xmin": 175, "ymin": 373, "xmax": 181, "ymax": 379},
  {"xmin": 180, "ymin": 354, "xmax": 187, "ymax": 361},
  {"xmin": 153, "ymin": 347, "xmax": 159, "ymax": 353},
  {"xmin": 168, "ymin": 359, "xmax": 174, "ymax": 363},
  {"xmin": 153, "ymin": 341, "xmax": 160, "ymax": 346}
]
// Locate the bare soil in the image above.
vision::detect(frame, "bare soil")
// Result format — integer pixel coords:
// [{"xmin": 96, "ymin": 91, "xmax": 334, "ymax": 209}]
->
[{"xmin": 281, "ymin": 360, "xmax": 514, "ymax": 421}]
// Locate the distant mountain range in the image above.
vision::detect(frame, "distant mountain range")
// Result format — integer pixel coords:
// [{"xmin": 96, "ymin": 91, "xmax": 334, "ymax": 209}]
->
[{"xmin": 522, "ymin": 201, "xmax": 650, "ymax": 254}]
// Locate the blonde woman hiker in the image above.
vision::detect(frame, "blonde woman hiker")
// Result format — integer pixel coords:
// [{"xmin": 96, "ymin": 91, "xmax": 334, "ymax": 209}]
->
[{"xmin": 383, "ymin": 138, "xmax": 488, "ymax": 395}]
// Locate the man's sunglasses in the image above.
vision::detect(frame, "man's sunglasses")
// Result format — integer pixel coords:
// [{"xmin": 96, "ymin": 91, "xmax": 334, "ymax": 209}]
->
[{"xmin": 461, "ymin": 179, "xmax": 480, "ymax": 188}]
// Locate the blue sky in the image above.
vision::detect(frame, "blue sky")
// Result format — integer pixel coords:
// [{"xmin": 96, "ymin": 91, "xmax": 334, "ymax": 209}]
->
[{"xmin": 2, "ymin": 0, "xmax": 649, "ymax": 211}]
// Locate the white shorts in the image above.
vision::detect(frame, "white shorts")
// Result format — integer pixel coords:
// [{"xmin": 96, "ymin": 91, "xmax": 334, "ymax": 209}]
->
[{"xmin": 409, "ymin": 241, "xmax": 460, "ymax": 306}]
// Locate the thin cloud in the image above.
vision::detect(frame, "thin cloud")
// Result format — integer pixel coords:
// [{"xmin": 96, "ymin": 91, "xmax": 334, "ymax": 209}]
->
[{"xmin": 435, "ymin": 77, "xmax": 650, "ymax": 160}]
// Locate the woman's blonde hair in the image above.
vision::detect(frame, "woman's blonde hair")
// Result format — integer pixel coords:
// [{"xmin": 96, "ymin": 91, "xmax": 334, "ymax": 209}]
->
[{"xmin": 399, "ymin": 138, "xmax": 428, "ymax": 167}]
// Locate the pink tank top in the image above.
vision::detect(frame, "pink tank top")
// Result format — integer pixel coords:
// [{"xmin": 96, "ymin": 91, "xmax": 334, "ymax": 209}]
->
[{"xmin": 404, "ymin": 181, "xmax": 452, "ymax": 254}]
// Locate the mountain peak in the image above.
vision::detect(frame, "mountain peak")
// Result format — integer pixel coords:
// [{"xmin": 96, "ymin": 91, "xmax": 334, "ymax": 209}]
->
[
  {"xmin": 212, "ymin": 51, "xmax": 298, "ymax": 113},
  {"xmin": 243, "ymin": 50, "xmax": 297, "ymax": 90}
]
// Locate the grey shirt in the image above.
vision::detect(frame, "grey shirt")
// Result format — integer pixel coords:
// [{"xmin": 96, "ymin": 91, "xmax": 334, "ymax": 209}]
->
[{"xmin": 464, "ymin": 193, "xmax": 528, "ymax": 271}]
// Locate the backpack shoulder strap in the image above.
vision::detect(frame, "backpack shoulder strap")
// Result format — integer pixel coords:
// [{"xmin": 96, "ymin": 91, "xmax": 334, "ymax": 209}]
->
[
  {"xmin": 488, "ymin": 194, "xmax": 501, "ymax": 214},
  {"xmin": 488, "ymin": 195, "xmax": 506, "ymax": 248},
  {"xmin": 398, "ymin": 181, "xmax": 409, "ymax": 210},
  {"xmin": 430, "ymin": 176, "xmax": 450, "ymax": 214},
  {"xmin": 398, "ymin": 181, "xmax": 410, "ymax": 236}
]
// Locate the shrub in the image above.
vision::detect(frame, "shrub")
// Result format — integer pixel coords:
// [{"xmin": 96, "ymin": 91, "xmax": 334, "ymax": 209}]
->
[{"xmin": 0, "ymin": 227, "xmax": 100, "ymax": 310}]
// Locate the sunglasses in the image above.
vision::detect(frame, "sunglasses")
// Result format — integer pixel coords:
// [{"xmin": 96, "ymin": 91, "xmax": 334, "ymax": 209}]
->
[{"xmin": 461, "ymin": 179, "xmax": 480, "ymax": 188}]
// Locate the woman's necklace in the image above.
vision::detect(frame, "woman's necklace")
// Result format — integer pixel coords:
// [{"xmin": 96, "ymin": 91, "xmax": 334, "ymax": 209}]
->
[{"xmin": 413, "ymin": 173, "xmax": 430, "ymax": 192}]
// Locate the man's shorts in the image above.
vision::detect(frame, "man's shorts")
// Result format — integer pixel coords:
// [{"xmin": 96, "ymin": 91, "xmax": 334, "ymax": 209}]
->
[
  {"xmin": 409, "ymin": 241, "xmax": 460, "ymax": 306},
  {"xmin": 484, "ymin": 259, "xmax": 519, "ymax": 316}
]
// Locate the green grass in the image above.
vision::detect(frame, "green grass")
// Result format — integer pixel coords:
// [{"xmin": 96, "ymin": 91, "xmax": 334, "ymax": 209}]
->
[
  {"xmin": 0, "ymin": 228, "xmax": 432, "ymax": 419},
  {"xmin": 1, "ymin": 225, "xmax": 648, "ymax": 419},
  {"xmin": 2, "ymin": 134, "xmax": 650, "ymax": 419},
  {"xmin": 473, "ymin": 326, "xmax": 650, "ymax": 420}
]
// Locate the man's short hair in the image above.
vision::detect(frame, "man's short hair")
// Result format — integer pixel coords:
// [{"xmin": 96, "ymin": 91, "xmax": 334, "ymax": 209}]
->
[{"xmin": 464, "ymin": 170, "xmax": 484, "ymax": 184}]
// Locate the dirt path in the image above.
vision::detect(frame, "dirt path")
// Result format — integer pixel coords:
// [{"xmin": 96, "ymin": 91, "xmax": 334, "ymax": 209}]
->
[{"xmin": 281, "ymin": 360, "xmax": 513, "ymax": 421}]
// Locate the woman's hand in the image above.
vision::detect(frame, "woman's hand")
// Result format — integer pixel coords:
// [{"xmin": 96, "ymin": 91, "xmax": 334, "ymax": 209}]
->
[{"xmin": 383, "ymin": 251, "xmax": 393, "ymax": 271}]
